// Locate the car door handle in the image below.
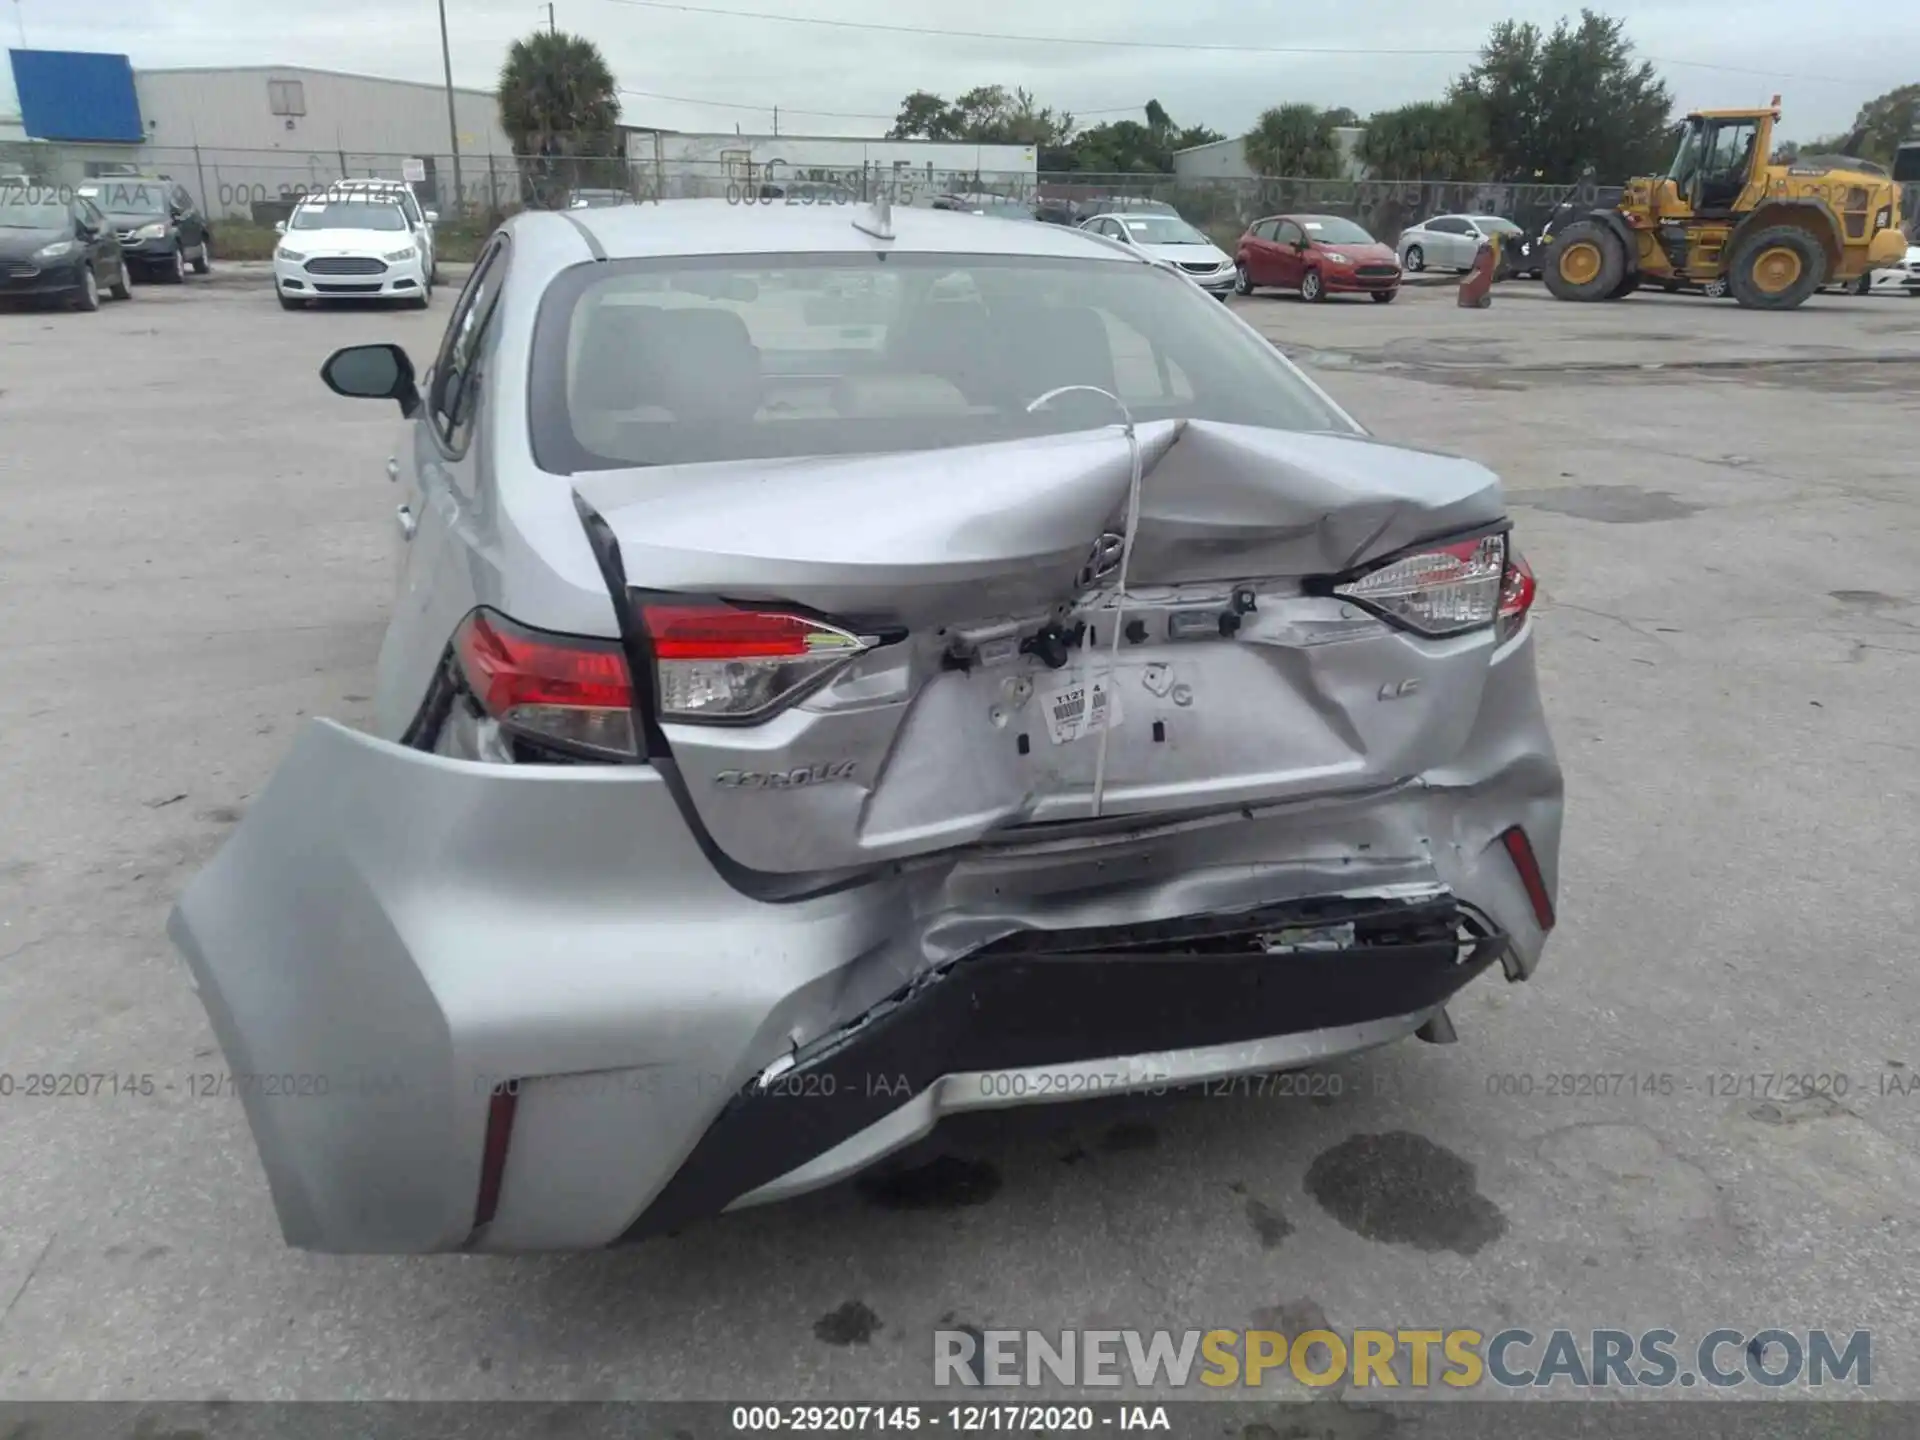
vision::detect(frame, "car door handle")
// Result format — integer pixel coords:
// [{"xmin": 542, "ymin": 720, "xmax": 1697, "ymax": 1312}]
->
[{"xmin": 395, "ymin": 504, "xmax": 417, "ymax": 541}]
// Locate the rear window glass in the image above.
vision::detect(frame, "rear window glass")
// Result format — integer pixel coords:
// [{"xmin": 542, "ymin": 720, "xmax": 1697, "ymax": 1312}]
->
[
  {"xmin": 530, "ymin": 253, "xmax": 1353, "ymax": 473},
  {"xmin": 82, "ymin": 181, "xmax": 169, "ymax": 214}
]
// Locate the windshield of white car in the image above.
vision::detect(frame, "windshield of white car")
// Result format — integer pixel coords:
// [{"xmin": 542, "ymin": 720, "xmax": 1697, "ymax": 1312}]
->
[
  {"xmin": 0, "ymin": 191, "xmax": 68, "ymax": 228},
  {"xmin": 290, "ymin": 202, "xmax": 409, "ymax": 232},
  {"xmin": 1296, "ymin": 217, "xmax": 1375, "ymax": 245},
  {"xmin": 533, "ymin": 252, "xmax": 1356, "ymax": 472},
  {"xmin": 1473, "ymin": 216, "xmax": 1524, "ymax": 234},
  {"xmin": 1110, "ymin": 215, "xmax": 1211, "ymax": 245},
  {"xmin": 84, "ymin": 182, "xmax": 169, "ymax": 216}
]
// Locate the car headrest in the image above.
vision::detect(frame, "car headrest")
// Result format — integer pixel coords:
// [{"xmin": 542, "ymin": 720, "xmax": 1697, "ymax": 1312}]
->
[
  {"xmin": 889, "ymin": 302, "xmax": 1003, "ymax": 404},
  {"xmin": 650, "ymin": 308, "xmax": 762, "ymax": 423},
  {"xmin": 1000, "ymin": 304, "xmax": 1117, "ymax": 405},
  {"xmin": 571, "ymin": 305, "xmax": 762, "ymax": 422}
]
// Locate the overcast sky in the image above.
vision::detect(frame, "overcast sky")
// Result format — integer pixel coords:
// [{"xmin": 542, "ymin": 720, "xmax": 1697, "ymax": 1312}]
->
[{"xmin": 6, "ymin": 0, "xmax": 1908, "ymax": 143}]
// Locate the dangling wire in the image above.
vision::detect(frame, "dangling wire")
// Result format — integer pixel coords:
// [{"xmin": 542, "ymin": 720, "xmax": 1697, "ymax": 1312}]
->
[{"xmin": 1024, "ymin": 385, "xmax": 1141, "ymax": 820}]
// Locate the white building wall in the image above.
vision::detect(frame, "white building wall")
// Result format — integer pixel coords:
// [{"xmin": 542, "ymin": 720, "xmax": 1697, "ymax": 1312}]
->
[
  {"xmin": 129, "ymin": 67, "xmax": 513, "ymax": 216},
  {"xmin": 629, "ymin": 131, "xmax": 1038, "ymax": 199}
]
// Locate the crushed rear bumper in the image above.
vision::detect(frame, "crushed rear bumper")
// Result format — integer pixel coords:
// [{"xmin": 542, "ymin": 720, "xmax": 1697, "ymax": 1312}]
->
[
  {"xmin": 626, "ymin": 890, "xmax": 1503, "ymax": 1240},
  {"xmin": 167, "ymin": 630, "xmax": 1560, "ymax": 1254}
]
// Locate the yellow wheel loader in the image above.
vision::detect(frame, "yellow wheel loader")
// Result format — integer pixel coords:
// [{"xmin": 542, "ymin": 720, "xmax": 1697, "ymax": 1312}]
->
[{"xmin": 1543, "ymin": 98, "xmax": 1909, "ymax": 310}]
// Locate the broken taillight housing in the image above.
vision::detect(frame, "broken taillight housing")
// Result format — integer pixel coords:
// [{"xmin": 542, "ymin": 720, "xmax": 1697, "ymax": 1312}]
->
[
  {"xmin": 639, "ymin": 603, "xmax": 873, "ymax": 723},
  {"xmin": 1334, "ymin": 533, "xmax": 1507, "ymax": 638},
  {"xmin": 453, "ymin": 608, "xmax": 638, "ymax": 759},
  {"xmin": 1497, "ymin": 548, "xmax": 1537, "ymax": 645}
]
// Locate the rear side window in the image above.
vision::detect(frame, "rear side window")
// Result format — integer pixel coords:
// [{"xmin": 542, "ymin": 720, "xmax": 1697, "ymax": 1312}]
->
[
  {"xmin": 427, "ymin": 236, "xmax": 509, "ymax": 453},
  {"xmin": 528, "ymin": 251, "xmax": 1354, "ymax": 474}
]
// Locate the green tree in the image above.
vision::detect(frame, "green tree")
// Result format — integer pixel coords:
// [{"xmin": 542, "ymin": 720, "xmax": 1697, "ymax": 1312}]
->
[
  {"xmin": 1845, "ymin": 84, "xmax": 1920, "ymax": 163},
  {"xmin": 1358, "ymin": 98, "xmax": 1489, "ymax": 179},
  {"xmin": 1243, "ymin": 103, "xmax": 1341, "ymax": 178},
  {"xmin": 887, "ymin": 86, "xmax": 1073, "ymax": 149},
  {"xmin": 888, "ymin": 90, "xmax": 961, "ymax": 141},
  {"xmin": 1062, "ymin": 103, "xmax": 1224, "ymax": 172},
  {"xmin": 497, "ymin": 30, "xmax": 621, "ymax": 207},
  {"xmin": 1450, "ymin": 10, "xmax": 1673, "ymax": 182}
]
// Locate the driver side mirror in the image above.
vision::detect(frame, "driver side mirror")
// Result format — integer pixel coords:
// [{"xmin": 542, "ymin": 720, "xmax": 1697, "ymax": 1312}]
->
[
  {"xmin": 321, "ymin": 343, "xmax": 421, "ymax": 419},
  {"xmin": 424, "ymin": 210, "xmax": 439, "ymax": 225},
  {"xmin": 275, "ymin": 220, "xmax": 287, "ymax": 234}
]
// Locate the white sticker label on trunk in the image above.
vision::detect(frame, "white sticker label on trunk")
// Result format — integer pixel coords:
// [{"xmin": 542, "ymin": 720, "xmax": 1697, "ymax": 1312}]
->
[{"xmin": 1040, "ymin": 672, "xmax": 1123, "ymax": 745}]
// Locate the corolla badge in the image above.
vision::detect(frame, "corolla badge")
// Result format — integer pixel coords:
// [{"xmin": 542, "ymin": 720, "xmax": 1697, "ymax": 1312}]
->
[{"xmin": 714, "ymin": 761, "xmax": 858, "ymax": 789}]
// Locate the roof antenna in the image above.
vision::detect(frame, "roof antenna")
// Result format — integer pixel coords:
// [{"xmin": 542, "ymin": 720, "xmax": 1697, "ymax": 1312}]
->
[{"xmin": 853, "ymin": 192, "xmax": 893, "ymax": 240}]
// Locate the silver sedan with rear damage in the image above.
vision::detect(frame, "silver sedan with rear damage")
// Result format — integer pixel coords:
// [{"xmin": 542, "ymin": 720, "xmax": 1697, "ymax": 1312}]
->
[{"xmin": 169, "ymin": 197, "xmax": 1565, "ymax": 1254}]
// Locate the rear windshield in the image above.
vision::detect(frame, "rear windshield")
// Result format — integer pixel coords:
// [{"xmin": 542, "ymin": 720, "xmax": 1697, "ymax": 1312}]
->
[
  {"xmin": 531, "ymin": 252, "xmax": 1353, "ymax": 473},
  {"xmin": 84, "ymin": 181, "xmax": 170, "ymax": 215},
  {"xmin": 290, "ymin": 202, "xmax": 408, "ymax": 232}
]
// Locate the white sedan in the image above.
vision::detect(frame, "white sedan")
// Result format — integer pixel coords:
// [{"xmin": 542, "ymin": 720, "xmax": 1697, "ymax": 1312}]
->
[
  {"xmin": 1858, "ymin": 244, "xmax": 1920, "ymax": 296},
  {"xmin": 1077, "ymin": 212, "xmax": 1237, "ymax": 297},
  {"xmin": 1396, "ymin": 213, "xmax": 1527, "ymax": 272},
  {"xmin": 273, "ymin": 197, "xmax": 432, "ymax": 310}
]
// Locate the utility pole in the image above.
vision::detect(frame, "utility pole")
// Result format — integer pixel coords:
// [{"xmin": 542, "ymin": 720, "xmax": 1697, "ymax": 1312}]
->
[
  {"xmin": 14, "ymin": 0, "xmax": 27, "ymax": 48},
  {"xmin": 541, "ymin": 3, "xmax": 555, "ymax": 32},
  {"xmin": 437, "ymin": 0, "xmax": 464, "ymax": 219},
  {"xmin": 772, "ymin": 106, "xmax": 778, "ymax": 137}
]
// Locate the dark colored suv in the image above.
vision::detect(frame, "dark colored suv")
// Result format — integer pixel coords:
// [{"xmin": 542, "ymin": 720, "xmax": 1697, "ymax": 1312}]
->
[{"xmin": 77, "ymin": 177, "xmax": 212, "ymax": 283}]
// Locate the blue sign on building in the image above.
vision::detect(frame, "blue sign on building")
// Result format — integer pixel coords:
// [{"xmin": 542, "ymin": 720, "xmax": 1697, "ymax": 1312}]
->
[{"xmin": 9, "ymin": 50, "xmax": 145, "ymax": 143}]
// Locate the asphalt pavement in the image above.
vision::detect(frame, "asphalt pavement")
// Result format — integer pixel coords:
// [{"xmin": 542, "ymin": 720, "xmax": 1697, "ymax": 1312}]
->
[{"xmin": 1, "ymin": 274, "xmax": 1917, "ymax": 1404}]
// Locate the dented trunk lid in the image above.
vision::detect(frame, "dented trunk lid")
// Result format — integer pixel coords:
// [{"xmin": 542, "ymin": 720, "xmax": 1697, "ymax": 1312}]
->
[{"xmin": 572, "ymin": 420, "xmax": 1507, "ymax": 875}]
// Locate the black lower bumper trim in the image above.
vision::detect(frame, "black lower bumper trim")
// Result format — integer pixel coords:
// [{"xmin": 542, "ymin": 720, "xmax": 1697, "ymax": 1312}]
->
[{"xmin": 618, "ymin": 893, "xmax": 1504, "ymax": 1242}]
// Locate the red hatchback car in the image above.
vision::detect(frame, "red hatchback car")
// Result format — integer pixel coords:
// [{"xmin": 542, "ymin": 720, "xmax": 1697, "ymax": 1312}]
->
[{"xmin": 1235, "ymin": 214, "xmax": 1402, "ymax": 302}]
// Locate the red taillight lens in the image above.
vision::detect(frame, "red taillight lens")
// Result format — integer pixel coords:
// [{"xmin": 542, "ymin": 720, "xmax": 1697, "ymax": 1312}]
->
[
  {"xmin": 1500, "ymin": 825, "xmax": 1556, "ymax": 932},
  {"xmin": 639, "ymin": 603, "xmax": 871, "ymax": 723},
  {"xmin": 1497, "ymin": 550, "xmax": 1537, "ymax": 645},
  {"xmin": 1333, "ymin": 533, "xmax": 1506, "ymax": 637},
  {"xmin": 453, "ymin": 608, "xmax": 638, "ymax": 758}
]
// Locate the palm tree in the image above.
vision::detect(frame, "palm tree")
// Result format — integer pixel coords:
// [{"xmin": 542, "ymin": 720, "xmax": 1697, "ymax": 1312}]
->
[
  {"xmin": 1242, "ymin": 104, "xmax": 1341, "ymax": 180},
  {"xmin": 498, "ymin": 31, "xmax": 621, "ymax": 208},
  {"xmin": 1357, "ymin": 100, "xmax": 1489, "ymax": 180}
]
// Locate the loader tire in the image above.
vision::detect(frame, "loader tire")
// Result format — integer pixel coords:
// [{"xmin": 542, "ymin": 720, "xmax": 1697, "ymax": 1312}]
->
[
  {"xmin": 1607, "ymin": 273, "xmax": 1641, "ymax": 299},
  {"xmin": 1543, "ymin": 220, "xmax": 1626, "ymax": 301},
  {"xmin": 1727, "ymin": 226, "xmax": 1824, "ymax": 310}
]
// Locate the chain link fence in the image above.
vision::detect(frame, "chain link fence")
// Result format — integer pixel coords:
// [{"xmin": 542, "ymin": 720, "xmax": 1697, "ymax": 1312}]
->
[{"xmin": 2, "ymin": 139, "xmax": 1661, "ymax": 248}]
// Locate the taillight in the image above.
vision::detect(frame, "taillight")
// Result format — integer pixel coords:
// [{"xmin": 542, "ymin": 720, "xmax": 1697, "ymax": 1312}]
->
[
  {"xmin": 1497, "ymin": 549, "xmax": 1537, "ymax": 644},
  {"xmin": 452, "ymin": 608, "xmax": 638, "ymax": 758},
  {"xmin": 638, "ymin": 602, "xmax": 873, "ymax": 723},
  {"xmin": 1333, "ymin": 533, "xmax": 1506, "ymax": 637}
]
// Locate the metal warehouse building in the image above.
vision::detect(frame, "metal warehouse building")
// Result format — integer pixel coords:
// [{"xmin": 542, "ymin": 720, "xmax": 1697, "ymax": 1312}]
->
[
  {"xmin": 5, "ymin": 47, "xmax": 1043, "ymax": 218},
  {"xmin": 4, "ymin": 49, "xmax": 513, "ymax": 218}
]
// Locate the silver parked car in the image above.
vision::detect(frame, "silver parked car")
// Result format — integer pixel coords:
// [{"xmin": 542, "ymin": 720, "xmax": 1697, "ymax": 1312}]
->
[
  {"xmin": 1078, "ymin": 212, "xmax": 1237, "ymax": 298},
  {"xmin": 1397, "ymin": 213, "xmax": 1528, "ymax": 272},
  {"xmin": 169, "ymin": 198, "xmax": 1563, "ymax": 1254}
]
